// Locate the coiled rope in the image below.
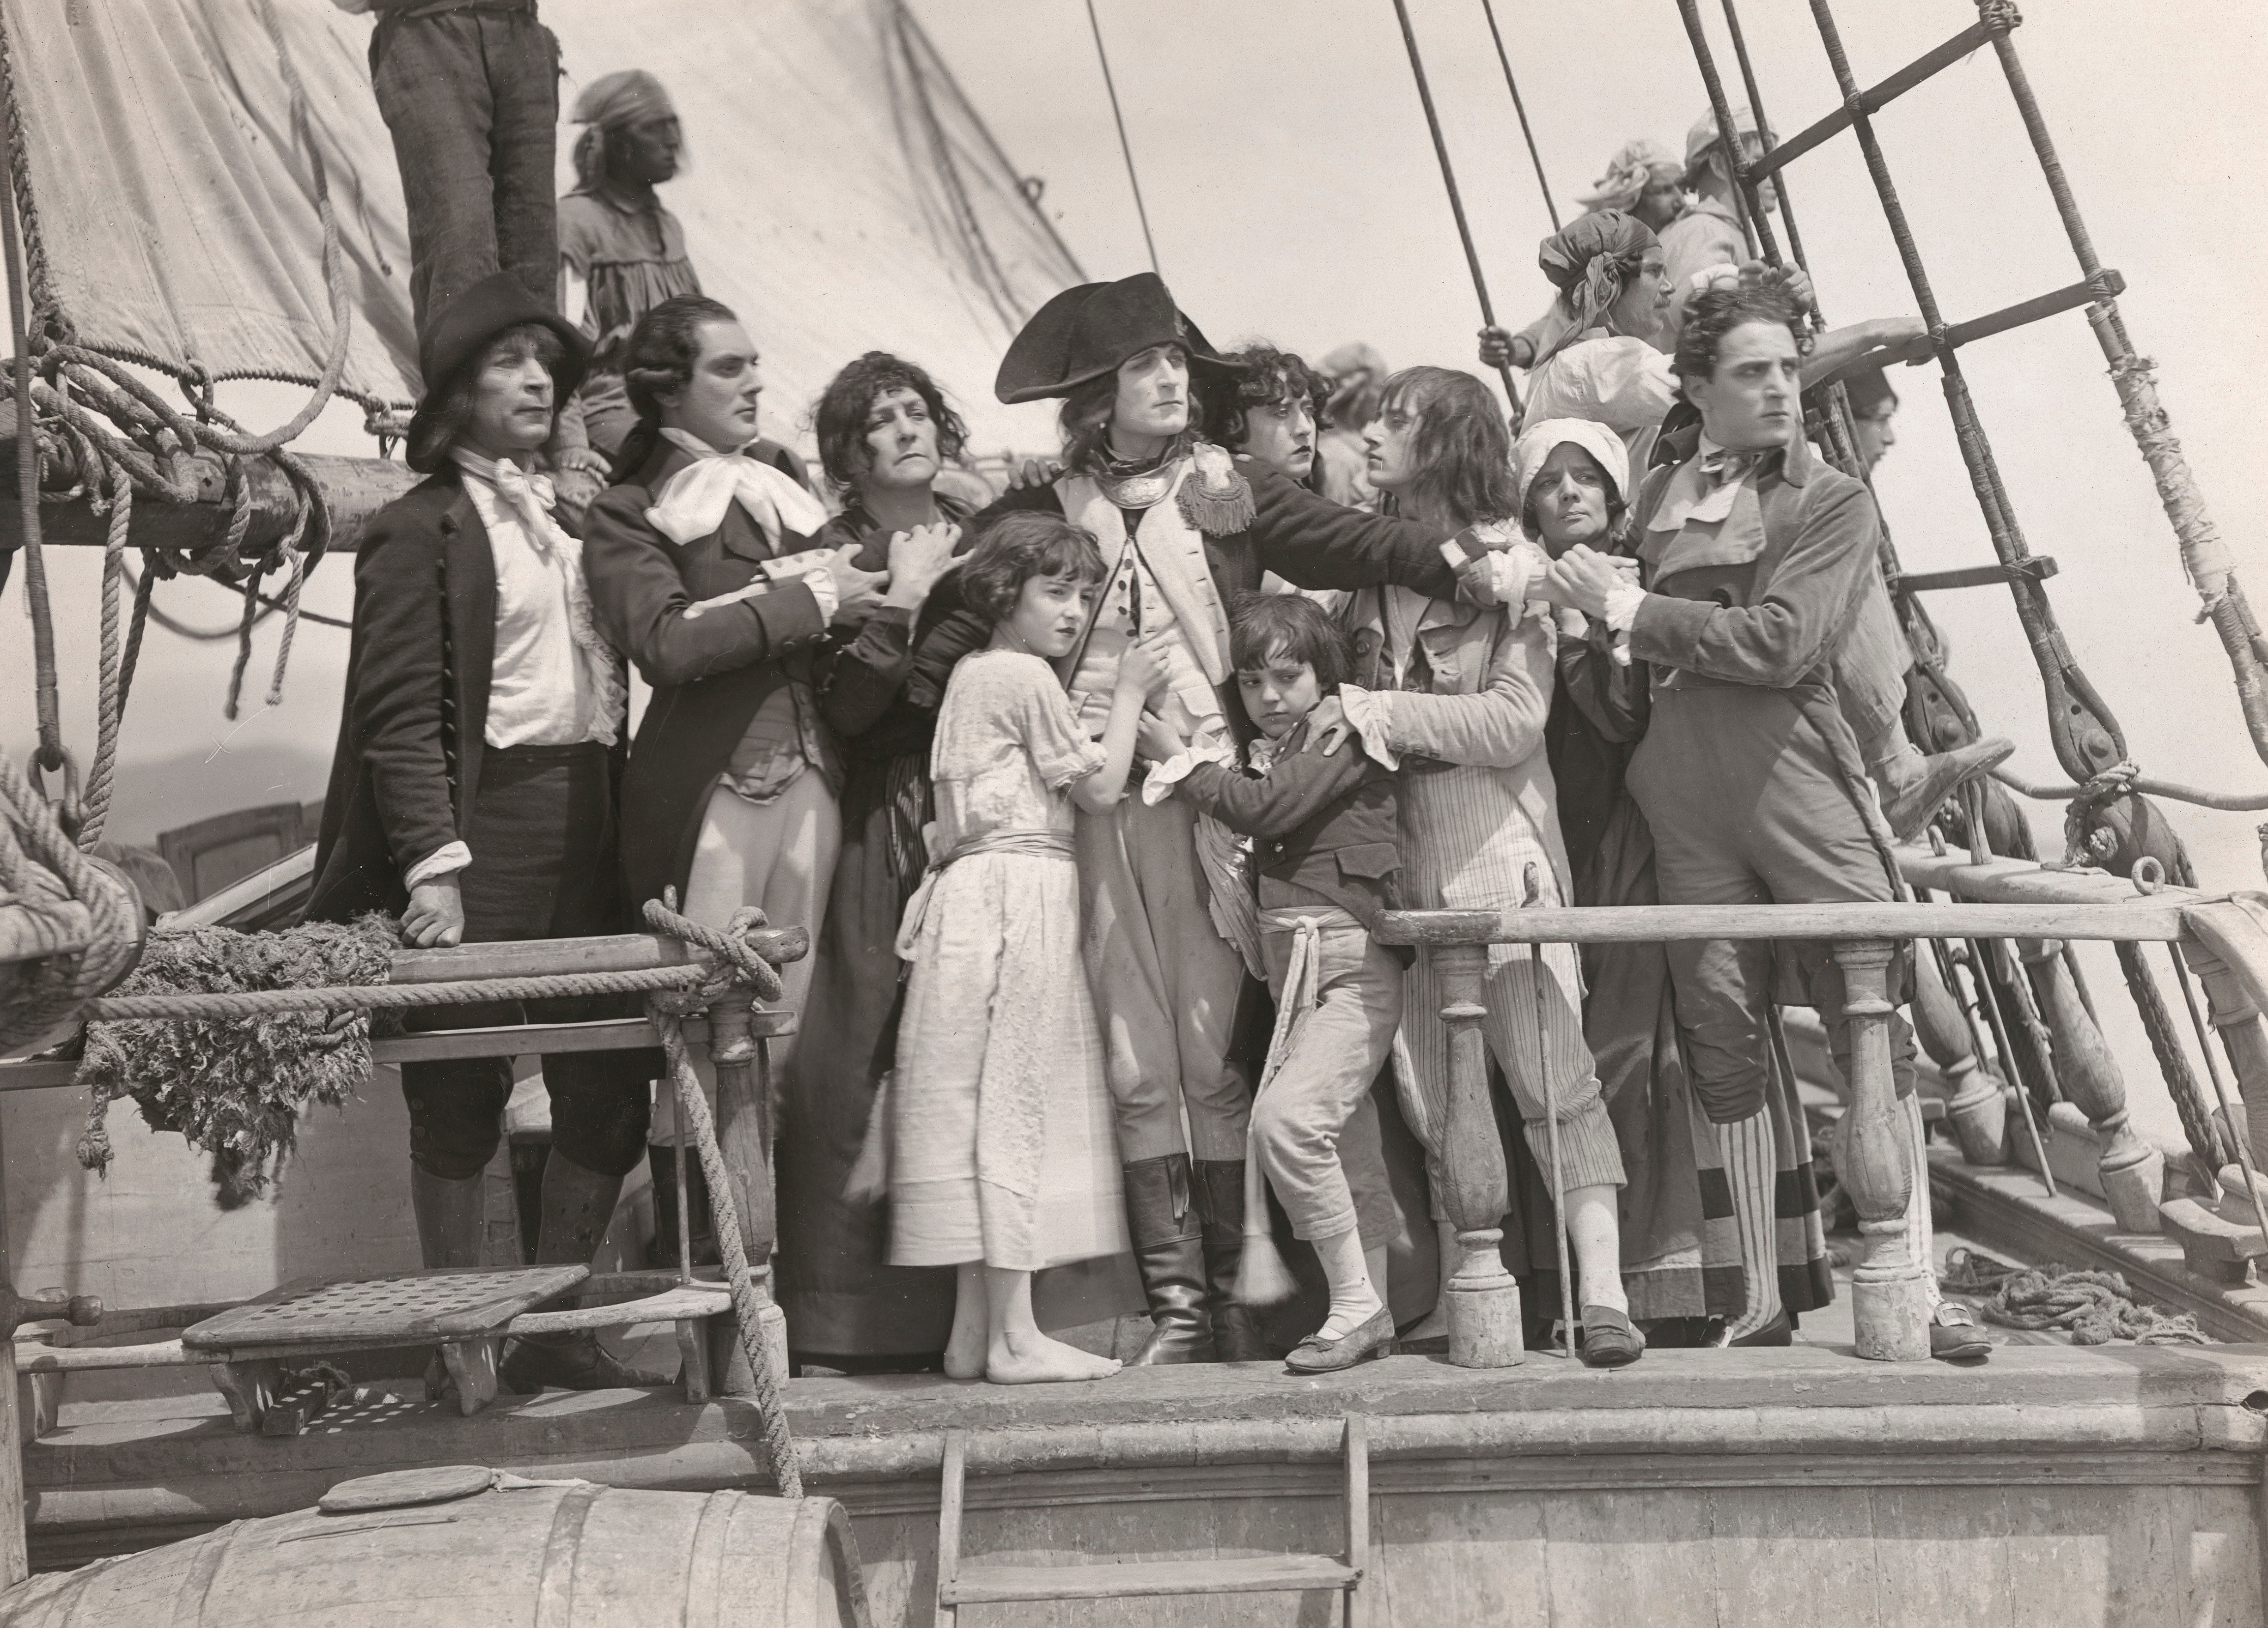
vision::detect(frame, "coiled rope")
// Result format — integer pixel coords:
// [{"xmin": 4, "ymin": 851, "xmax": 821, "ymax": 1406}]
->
[{"xmin": 0, "ymin": 752, "xmax": 142, "ymax": 1053}]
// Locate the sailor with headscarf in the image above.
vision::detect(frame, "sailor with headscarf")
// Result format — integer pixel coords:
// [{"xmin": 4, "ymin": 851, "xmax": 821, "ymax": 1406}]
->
[
  {"xmin": 1658, "ymin": 105, "xmax": 1774, "ymax": 346},
  {"xmin": 1480, "ymin": 138, "xmax": 1687, "ymax": 372},
  {"xmin": 557, "ymin": 69, "xmax": 704, "ymax": 462},
  {"xmin": 1513, "ymin": 211, "xmax": 1681, "ymax": 472}
]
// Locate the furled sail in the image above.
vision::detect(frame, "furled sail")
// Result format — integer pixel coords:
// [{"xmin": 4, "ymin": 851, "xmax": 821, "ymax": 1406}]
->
[{"xmin": 2, "ymin": 0, "xmax": 1079, "ymax": 445}]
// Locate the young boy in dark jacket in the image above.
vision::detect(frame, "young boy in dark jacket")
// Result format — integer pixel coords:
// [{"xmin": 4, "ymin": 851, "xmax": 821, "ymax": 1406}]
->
[{"xmin": 1146, "ymin": 594, "xmax": 1406, "ymax": 1373}]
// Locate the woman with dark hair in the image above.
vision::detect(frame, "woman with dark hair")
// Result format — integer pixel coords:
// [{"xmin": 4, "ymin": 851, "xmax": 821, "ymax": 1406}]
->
[
  {"xmin": 772, "ymin": 351, "xmax": 988, "ymax": 1372},
  {"xmin": 1326, "ymin": 367, "xmax": 1642, "ymax": 1368},
  {"xmin": 307, "ymin": 272, "xmax": 656, "ymax": 1392},
  {"xmin": 971, "ymin": 273, "xmax": 1471, "ymax": 1367},
  {"xmin": 1542, "ymin": 284, "xmax": 1987, "ymax": 1361},
  {"xmin": 582, "ymin": 298, "xmax": 888, "ymax": 1217}
]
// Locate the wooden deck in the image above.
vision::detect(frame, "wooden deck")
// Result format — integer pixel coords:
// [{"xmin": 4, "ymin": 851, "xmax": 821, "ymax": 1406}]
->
[{"xmin": 24, "ymin": 1336, "xmax": 2268, "ymax": 1625}]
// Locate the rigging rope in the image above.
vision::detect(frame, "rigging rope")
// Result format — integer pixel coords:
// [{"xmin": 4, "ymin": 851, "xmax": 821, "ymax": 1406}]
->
[
  {"xmin": 1082, "ymin": 0, "xmax": 1160, "ymax": 278},
  {"xmin": 0, "ymin": 1, "xmax": 60, "ymax": 775},
  {"xmin": 1475, "ymin": 0, "xmax": 1558, "ymax": 232},
  {"xmin": 1387, "ymin": 0, "xmax": 1523, "ymax": 419}
]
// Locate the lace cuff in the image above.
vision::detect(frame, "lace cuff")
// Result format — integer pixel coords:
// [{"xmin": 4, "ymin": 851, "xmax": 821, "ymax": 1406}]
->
[
  {"xmin": 405, "ymin": 841, "xmax": 471, "ymax": 888},
  {"xmin": 1601, "ymin": 580, "xmax": 1645, "ymax": 668},
  {"xmin": 1141, "ymin": 736, "xmax": 1238, "ymax": 805},
  {"xmin": 1336, "ymin": 686, "xmax": 1401, "ymax": 771}
]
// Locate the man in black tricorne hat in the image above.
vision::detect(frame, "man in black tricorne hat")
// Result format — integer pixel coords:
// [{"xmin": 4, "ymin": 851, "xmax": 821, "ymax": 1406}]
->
[
  {"xmin": 971, "ymin": 273, "xmax": 1480, "ymax": 1365},
  {"xmin": 308, "ymin": 271, "xmax": 660, "ymax": 1393}
]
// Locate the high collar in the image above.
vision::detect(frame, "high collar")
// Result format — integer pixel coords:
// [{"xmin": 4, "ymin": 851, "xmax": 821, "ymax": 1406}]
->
[
  {"xmin": 1690, "ymin": 194, "xmax": 1744, "ymax": 226},
  {"xmin": 1693, "ymin": 426, "xmax": 1817, "ymax": 487}
]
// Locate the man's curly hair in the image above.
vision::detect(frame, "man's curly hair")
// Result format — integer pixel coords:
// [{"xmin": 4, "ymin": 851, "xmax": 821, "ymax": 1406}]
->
[
  {"xmin": 1211, "ymin": 343, "xmax": 1331, "ymax": 454},
  {"xmin": 1672, "ymin": 283, "xmax": 1811, "ymax": 384}
]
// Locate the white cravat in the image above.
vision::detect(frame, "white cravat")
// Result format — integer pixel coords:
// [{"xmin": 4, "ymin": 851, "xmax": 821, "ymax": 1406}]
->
[{"xmin": 647, "ymin": 428, "xmax": 831, "ymax": 548}]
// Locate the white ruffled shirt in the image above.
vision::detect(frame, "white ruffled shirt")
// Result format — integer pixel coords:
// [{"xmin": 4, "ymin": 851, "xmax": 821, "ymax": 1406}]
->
[
  {"xmin": 405, "ymin": 451, "xmax": 625, "ymax": 888},
  {"xmin": 647, "ymin": 429, "xmax": 839, "ymax": 623}
]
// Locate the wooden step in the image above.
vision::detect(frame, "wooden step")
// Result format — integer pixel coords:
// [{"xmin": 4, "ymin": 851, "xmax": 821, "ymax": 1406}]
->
[{"xmin": 943, "ymin": 1554, "xmax": 1359, "ymax": 1604}]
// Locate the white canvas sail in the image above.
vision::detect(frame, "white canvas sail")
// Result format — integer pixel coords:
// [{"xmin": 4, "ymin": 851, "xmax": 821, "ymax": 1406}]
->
[{"xmin": 3, "ymin": 0, "xmax": 1079, "ymax": 444}]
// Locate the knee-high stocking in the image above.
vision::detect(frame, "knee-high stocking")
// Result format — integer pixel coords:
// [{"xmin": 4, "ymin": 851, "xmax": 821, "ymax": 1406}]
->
[{"xmin": 1715, "ymin": 1109, "xmax": 1782, "ymax": 1339}]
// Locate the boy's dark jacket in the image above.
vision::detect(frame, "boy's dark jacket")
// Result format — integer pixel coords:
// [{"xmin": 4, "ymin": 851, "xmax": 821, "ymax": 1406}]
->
[{"xmin": 1166, "ymin": 718, "xmax": 1410, "ymax": 965}]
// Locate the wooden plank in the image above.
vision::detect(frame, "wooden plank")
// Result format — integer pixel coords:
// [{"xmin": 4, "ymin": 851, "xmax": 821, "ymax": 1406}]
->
[
  {"xmin": 1892, "ymin": 848, "xmax": 2196, "ymax": 909},
  {"xmin": 1344, "ymin": 1414, "xmax": 1370, "ymax": 1628},
  {"xmin": 506, "ymin": 1286, "xmax": 730, "ymax": 1336},
  {"xmin": 935, "ymin": 1428, "xmax": 965, "ymax": 1628},
  {"xmin": 1373, "ymin": 901, "xmax": 2187, "ymax": 947},
  {"xmin": 389, "ymin": 926, "xmax": 807, "ymax": 982},
  {"xmin": 15, "ymin": 1338, "xmax": 204, "ymax": 1374},
  {"xmin": 941, "ymin": 1554, "xmax": 1358, "ymax": 1604}
]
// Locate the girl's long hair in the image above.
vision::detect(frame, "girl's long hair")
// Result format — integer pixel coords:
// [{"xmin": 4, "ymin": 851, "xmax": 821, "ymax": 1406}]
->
[{"xmin": 1375, "ymin": 366, "xmax": 1518, "ymax": 528}]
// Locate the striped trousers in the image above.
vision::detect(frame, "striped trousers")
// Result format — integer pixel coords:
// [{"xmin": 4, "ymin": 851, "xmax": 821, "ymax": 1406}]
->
[{"xmin": 1396, "ymin": 762, "xmax": 1625, "ymax": 1209}]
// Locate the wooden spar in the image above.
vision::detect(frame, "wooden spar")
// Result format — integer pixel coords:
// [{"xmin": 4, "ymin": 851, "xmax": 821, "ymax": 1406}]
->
[
  {"xmin": 0, "ymin": 435, "xmax": 418, "ymax": 557},
  {"xmin": 1375, "ymin": 900, "xmax": 2190, "ymax": 946}
]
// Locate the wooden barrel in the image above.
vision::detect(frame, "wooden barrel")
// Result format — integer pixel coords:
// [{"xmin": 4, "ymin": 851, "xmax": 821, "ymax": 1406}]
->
[{"xmin": 0, "ymin": 1467, "xmax": 868, "ymax": 1628}]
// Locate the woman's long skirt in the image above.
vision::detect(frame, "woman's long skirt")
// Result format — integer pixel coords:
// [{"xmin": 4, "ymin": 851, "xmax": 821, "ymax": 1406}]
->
[{"xmin": 775, "ymin": 754, "xmax": 956, "ymax": 1369}]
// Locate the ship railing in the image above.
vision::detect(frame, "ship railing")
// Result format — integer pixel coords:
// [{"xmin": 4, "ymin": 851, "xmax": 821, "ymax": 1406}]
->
[
  {"xmin": 0, "ymin": 923, "xmax": 810, "ymax": 1555},
  {"xmin": 1373, "ymin": 882, "xmax": 2266, "ymax": 1365}
]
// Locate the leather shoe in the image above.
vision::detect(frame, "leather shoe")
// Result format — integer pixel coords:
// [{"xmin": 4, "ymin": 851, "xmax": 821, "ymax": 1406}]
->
[
  {"xmin": 1579, "ymin": 1306, "xmax": 1646, "ymax": 1368},
  {"xmin": 1724, "ymin": 1309, "xmax": 1793, "ymax": 1347},
  {"xmin": 1284, "ymin": 1305, "xmax": 1396, "ymax": 1374},
  {"xmin": 1929, "ymin": 1302, "xmax": 1992, "ymax": 1362},
  {"xmin": 1876, "ymin": 737, "xmax": 2014, "ymax": 840}
]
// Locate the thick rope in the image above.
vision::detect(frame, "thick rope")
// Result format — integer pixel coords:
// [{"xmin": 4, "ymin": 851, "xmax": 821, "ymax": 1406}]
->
[
  {"xmin": 1476, "ymin": 0, "xmax": 1558, "ymax": 231},
  {"xmin": 641, "ymin": 898, "xmax": 786, "ymax": 1004},
  {"xmin": 73, "ymin": 453, "xmax": 133, "ymax": 850},
  {"xmin": 1388, "ymin": 0, "xmax": 1523, "ymax": 419},
  {"xmin": 649, "ymin": 1001, "xmax": 802, "ymax": 1497},
  {"xmin": 1081, "ymin": 0, "xmax": 1159, "ymax": 278},
  {"xmin": 0, "ymin": 753, "xmax": 142, "ymax": 1051},
  {"xmin": 0, "ymin": 0, "xmax": 60, "ymax": 772},
  {"xmin": 1940, "ymin": 1248, "xmax": 2206, "ymax": 1346},
  {"xmin": 81, "ymin": 961, "xmax": 707, "ymax": 1022}
]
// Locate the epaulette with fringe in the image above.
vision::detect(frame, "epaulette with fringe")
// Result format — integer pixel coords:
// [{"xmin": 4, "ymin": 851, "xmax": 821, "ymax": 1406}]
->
[{"xmin": 1177, "ymin": 442, "xmax": 1256, "ymax": 536}]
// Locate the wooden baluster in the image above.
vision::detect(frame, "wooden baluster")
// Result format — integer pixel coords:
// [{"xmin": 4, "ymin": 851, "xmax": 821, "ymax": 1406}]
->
[
  {"xmin": 2178, "ymin": 936, "xmax": 2268, "ymax": 1166},
  {"xmin": 1433, "ymin": 944, "xmax": 1523, "ymax": 1367},
  {"xmin": 2019, "ymin": 937, "xmax": 2163, "ymax": 1231},
  {"xmin": 1834, "ymin": 940, "xmax": 1931, "ymax": 1361},
  {"xmin": 706, "ymin": 990, "xmax": 790, "ymax": 1396},
  {"xmin": 1912, "ymin": 947, "xmax": 2009, "ymax": 1167},
  {"xmin": 0, "ymin": 1283, "xmax": 99, "ymax": 1586}
]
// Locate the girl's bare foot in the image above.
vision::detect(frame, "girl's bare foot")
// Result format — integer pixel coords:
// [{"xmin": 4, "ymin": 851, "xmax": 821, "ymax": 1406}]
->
[
  {"xmin": 944, "ymin": 1320, "xmax": 988, "ymax": 1381},
  {"xmin": 944, "ymin": 1263, "xmax": 988, "ymax": 1379},
  {"xmin": 985, "ymin": 1329, "xmax": 1122, "ymax": 1385}
]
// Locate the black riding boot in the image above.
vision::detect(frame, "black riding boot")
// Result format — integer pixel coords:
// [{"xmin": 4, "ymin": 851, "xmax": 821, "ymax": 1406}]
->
[
  {"xmin": 1122, "ymin": 1154, "xmax": 1215, "ymax": 1365},
  {"xmin": 500, "ymin": 1151, "xmax": 668, "ymax": 1393},
  {"xmin": 1192, "ymin": 1158, "xmax": 1271, "ymax": 1362}
]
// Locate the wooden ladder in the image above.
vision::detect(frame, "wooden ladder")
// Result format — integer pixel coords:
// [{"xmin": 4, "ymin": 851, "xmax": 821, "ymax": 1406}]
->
[{"xmin": 933, "ymin": 1413, "xmax": 1371, "ymax": 1626}]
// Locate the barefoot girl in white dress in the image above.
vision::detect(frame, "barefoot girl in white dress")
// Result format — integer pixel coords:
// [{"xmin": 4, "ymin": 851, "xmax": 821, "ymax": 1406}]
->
[{"xmin": 890, "ymin": 512, "xmax": 1170, "ymax": 1384}]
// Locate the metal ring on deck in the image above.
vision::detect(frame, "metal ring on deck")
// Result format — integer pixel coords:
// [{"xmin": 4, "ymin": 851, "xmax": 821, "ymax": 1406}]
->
[{"xmin": 2131, "ymin": 856, "xmax": 2165, "ymax": 895}]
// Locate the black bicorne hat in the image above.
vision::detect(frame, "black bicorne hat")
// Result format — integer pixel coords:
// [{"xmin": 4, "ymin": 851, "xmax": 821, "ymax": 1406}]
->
[
  {"xmin": 994, "ymin": 272, "xmax": 1245, "ymax": 404},
  {"xmin": 405, "ymin": 272, "xmax": 590, "ymax": 472}
]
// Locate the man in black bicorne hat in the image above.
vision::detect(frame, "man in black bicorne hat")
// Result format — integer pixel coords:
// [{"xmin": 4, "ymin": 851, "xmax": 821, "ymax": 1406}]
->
[
  {"xmin": 970, "ymin": 273, "xmax": 1482, "ymax": 1365},
  {"xmin": 308, "ymin": 271, "xmax": 661, "ymax": 1393}
]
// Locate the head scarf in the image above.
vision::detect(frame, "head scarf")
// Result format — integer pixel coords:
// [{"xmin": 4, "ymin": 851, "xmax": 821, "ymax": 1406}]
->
[
  {"xmin": 1533, "ymin": 211, "xmax": 1658, "ymax": 364},
  {"xmin": 1683, "ymin": 103, "xmax": 1768, "ymax": 186},
  {"xmin": 571, "ymin": 70, "xmax": 679, "ymax": 190},
  {"xmin": 1511, "ymin": 418, "xmax": 1631, "ymax": 540},
  {"xmin": 1576, "ymin": 138, "xmax": 1683, "ymax": 215}
]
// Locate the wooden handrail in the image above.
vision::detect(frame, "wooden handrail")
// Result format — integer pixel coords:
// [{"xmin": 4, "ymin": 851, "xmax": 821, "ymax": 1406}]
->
[{"xmin": 1375, "ymin": 900, "xmax": 2188, "ymax": 946}]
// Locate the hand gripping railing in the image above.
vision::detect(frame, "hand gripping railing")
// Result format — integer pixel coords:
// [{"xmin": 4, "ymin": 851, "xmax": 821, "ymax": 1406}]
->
[{"xmin": 1374, "ymin": 894, "xmax": 2200, "ymax": 1365}]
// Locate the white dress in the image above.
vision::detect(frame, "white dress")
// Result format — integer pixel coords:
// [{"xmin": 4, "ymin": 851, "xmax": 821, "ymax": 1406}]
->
[{"xmin": 888, "ymin": 650, "xmax": 1129, "ymax": 1271}]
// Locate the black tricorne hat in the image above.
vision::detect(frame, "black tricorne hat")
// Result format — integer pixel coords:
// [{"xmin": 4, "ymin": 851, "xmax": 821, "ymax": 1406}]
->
[
  {"xmin": 993, "ymin": 272, "xmax": 1244, "ymax": 404},
  {"xmin": 405, "ymin": 272, "xmax": 589, "ymax": 472}
]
